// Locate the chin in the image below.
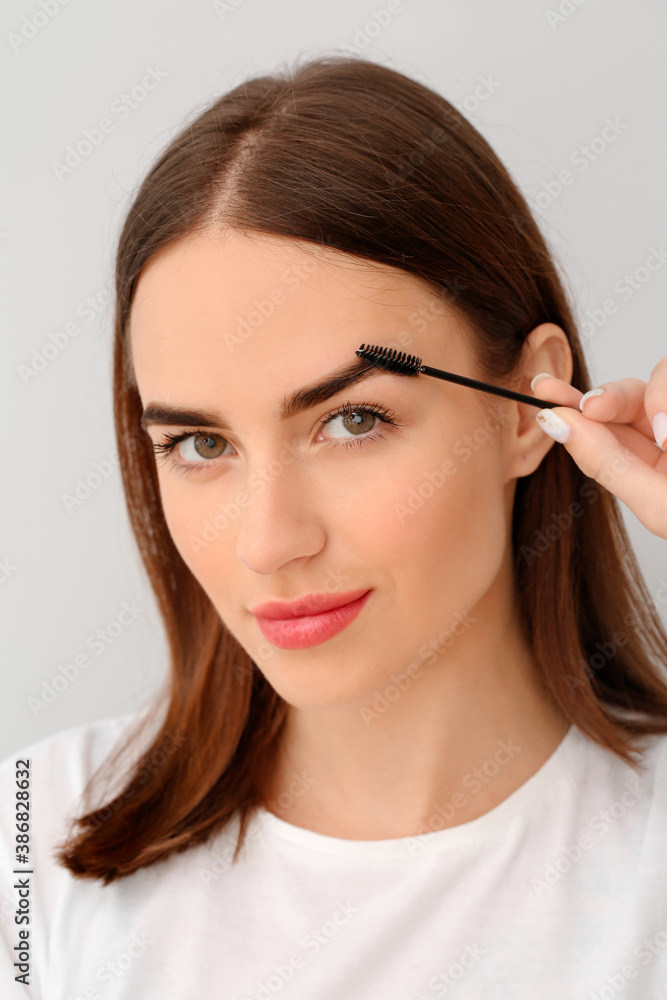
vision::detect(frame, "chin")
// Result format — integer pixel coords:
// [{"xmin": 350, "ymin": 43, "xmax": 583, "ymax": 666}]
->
[{"xmin": 259, "ymin": 663, "xmax": 385, "ymax": 714}]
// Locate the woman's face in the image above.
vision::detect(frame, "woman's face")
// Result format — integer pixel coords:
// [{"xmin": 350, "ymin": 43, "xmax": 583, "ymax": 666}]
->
[{"xmin": 129, "ymin": 229, "xmax": 534, "ymax": 710}]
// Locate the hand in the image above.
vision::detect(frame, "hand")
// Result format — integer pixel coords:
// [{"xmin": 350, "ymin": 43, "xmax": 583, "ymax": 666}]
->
[{"xmin": 530, "ymin": 357, "xmax": 667, "ymax": 540}]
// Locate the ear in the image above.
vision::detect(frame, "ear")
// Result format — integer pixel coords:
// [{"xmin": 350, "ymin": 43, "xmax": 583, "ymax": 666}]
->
[{"xmin": 503, "ymin": 323, "xmax": 574, "ymax": 482}]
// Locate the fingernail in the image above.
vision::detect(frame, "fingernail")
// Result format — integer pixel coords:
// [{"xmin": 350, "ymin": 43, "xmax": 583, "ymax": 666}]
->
[
  {"xmin": 535, "ymin": 409, "xmax": 572, "ymax": 443},
  {"xmin": 531, "ymin": 372, "xmax": 554, "ymax": 393},
  {"xmin": 652, "ymin": 410, "xmax": 667, "ymax": 451},
  {"xmin": 579, "ymin": 387, "xmax": 606, "ymax": 412}
]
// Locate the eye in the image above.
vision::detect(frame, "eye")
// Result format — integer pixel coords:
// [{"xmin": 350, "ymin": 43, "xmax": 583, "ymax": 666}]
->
[
  {"xmin": 319, "ymin": 401, "xmax": 399, "ymax": 448},
  {"xmin": 151, "ymin": 430, "xmax": 232, "ymax": 477},
  {"xmin": 149, "ymin": 400, "xmax": 401, "ymax": 478}
]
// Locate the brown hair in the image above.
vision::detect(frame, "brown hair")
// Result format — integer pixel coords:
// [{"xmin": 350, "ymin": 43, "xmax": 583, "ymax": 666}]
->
[{"xmin": 55, "ymin": 53, "xmax": 667, "ymax": 884}]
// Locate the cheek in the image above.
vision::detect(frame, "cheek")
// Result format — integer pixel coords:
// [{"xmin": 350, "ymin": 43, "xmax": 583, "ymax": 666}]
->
[
  {"xmin": 157, "ymin": 479, "xmax": 238, "ymax": 588},
  {"xmin": 155, "ymin": 419, "xmax": 507, "ymax": 618},
  {"xmin": 378, "ymin": 430, "xmax": 508, "ymax": 633},
  {"xmin": 389, "ymin": 454, "xmax": 496, "ymax": 562}
]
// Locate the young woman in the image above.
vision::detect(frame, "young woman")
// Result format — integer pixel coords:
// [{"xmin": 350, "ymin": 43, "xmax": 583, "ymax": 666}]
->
[{"xmin": 2, "ymin": 54, "xmax": 667, "ymax": 999}]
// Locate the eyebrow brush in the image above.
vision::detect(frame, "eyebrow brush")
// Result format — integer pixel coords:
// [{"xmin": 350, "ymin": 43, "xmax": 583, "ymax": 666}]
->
[{"xmin": 355, "ymin": 344, "xmax": 558, "ymax": 409}]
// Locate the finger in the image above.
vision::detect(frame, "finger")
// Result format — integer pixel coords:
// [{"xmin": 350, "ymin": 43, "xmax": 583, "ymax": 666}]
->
[
  {"xmin": 577, "ymin": 378, "xmax": 654, "ymax": 440},
  {"xmin": 646, "ymin": 356, "xmax": 667, "ymax": 450},
  {"xmin": 532, "ymin": 373, "xmax": 655, "ymax": 441},
  {"xmin": 535, "ymin": 405, "xmax": 667, "ymax": 540},
  {"xmin": 530, "ymin": 373, "xmax": 582, "ymax": 409},
  {"xmin": 601, "ymin": 421, "xmax": 667, "ymax": 468}
]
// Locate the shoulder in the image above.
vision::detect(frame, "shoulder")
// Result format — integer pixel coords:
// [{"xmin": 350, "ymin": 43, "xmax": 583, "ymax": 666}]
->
[
  {"xmin": 579, "ymin": 722, "xmax": 667, "ymax": 770},
  {"xmin": 632, "ymin": 727, "xmax": 667, "ymax": 794},
  {"xmin": 0, "ymin": 709, "xmax": 145, "ymax": 786},
  {"xmin": 0, "ymin": 708, "xmax": 155, "ymax": 852},
  {"xmin": 566, "ymin": 723, "xmax": 667, "ymax": 812}
]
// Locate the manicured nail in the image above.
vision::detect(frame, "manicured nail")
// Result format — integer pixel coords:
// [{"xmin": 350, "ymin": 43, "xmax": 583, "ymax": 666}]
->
[
  {"xmin": 531, "ymin": 372, "xmax": 554, "ymax": 393},
  {"xmin": 535, "ymin": 409, "xmax": 572, "ymax": 443},
  {"xmin": 579, "ymin": 387, "xmax": 606, "ymax": 412},
  {"xmin": 652, "ymin": 410, "xmax": 667, "ymax": 451}
]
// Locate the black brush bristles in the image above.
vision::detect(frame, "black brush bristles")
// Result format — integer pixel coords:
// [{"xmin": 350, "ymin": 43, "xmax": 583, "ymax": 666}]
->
[
  {"xmin": 355, "ymin": 343, "xmax": 558, "ymax": 409},
  {"xmin": 356, "ymin": 344, "xmax": 423, "ymax": 375}
]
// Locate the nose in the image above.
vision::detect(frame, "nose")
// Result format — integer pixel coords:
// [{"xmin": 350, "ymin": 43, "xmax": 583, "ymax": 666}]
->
[{"xmin": 235, "ymin": 456, "xmax": 326, "ymax": 575}]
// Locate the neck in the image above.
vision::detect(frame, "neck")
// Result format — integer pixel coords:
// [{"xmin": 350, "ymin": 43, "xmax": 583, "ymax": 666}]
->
[{"xmin": 260, "ymin": 605, "xmax": 570, "ymax": 840}]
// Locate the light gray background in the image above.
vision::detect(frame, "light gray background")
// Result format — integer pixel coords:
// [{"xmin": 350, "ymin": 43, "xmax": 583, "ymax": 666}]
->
[{"xmin": 2, "ymin": 0, "xmax": 666, "ymax": 760}]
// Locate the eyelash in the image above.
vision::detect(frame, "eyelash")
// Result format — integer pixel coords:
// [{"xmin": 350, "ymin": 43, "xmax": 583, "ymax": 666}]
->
[{"xmin": 150, "ymin": 400, "xmax": 400, "ymax": 478}]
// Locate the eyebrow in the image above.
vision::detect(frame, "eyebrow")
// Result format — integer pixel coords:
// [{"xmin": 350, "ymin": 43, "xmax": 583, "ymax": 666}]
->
[{"xmin": 140, "ymin": 355, "xmax": 394, "ymax": 432}]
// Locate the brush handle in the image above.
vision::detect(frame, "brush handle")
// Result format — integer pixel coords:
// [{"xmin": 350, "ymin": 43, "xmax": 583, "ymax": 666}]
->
[{"xmin": 419, "ymin": 365, "xmax": 557, "ymax": 409}]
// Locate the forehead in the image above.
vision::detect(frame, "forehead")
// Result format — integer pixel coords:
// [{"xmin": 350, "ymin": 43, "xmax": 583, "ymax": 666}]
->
[
  {"xmin": 128, "ymin": 229, "xmax": 469, "ymax": 406},
  {"xmin": 130, "ymin": 228, "xmax": 446, "ymax": 332}
]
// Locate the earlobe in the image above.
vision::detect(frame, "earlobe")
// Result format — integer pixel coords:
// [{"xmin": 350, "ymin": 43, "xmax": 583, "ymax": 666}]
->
[{"xmin": 504, "ymin": 404, "xmax": 558, "ymax": 482}]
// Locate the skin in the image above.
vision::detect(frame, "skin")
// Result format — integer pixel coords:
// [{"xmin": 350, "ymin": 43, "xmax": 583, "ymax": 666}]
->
[
  {"xmin": 530, "ymin": 366, "xmax": 667, "ymax": 541},
  {"xmin": 129, "ymin": 227, "xmax": 575, "ymax": 840}
]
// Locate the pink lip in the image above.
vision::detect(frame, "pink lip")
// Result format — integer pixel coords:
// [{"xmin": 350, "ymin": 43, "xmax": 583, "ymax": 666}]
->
[
  {"xmin": 249, "ymin": 588, "xmax": 371, "ymax": 619},
  {"xmin": 250, "ymin": 589, "xmax": 372, "ymax": 649}
]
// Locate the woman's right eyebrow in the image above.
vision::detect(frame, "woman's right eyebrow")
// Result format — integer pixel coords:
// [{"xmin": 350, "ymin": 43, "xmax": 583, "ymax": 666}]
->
[{"xmin": 140, "ymin": 354, "xmax": 394, "ymax": 431}]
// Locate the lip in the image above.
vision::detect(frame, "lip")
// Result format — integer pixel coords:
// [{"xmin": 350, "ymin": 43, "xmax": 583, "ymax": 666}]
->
[
  {"xmin": 250, "ymin": 589, "xmax": 372, "ymax": 650},
  {"xmin": 249, "ymin": 588, "xmax": 371, "ymax": 620}
]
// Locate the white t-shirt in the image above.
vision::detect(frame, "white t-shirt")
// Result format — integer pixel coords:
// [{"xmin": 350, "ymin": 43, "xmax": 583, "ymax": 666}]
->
[{"xmin": 1, "ymin": 712, "xmax": 666, "ymax": 1000}]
